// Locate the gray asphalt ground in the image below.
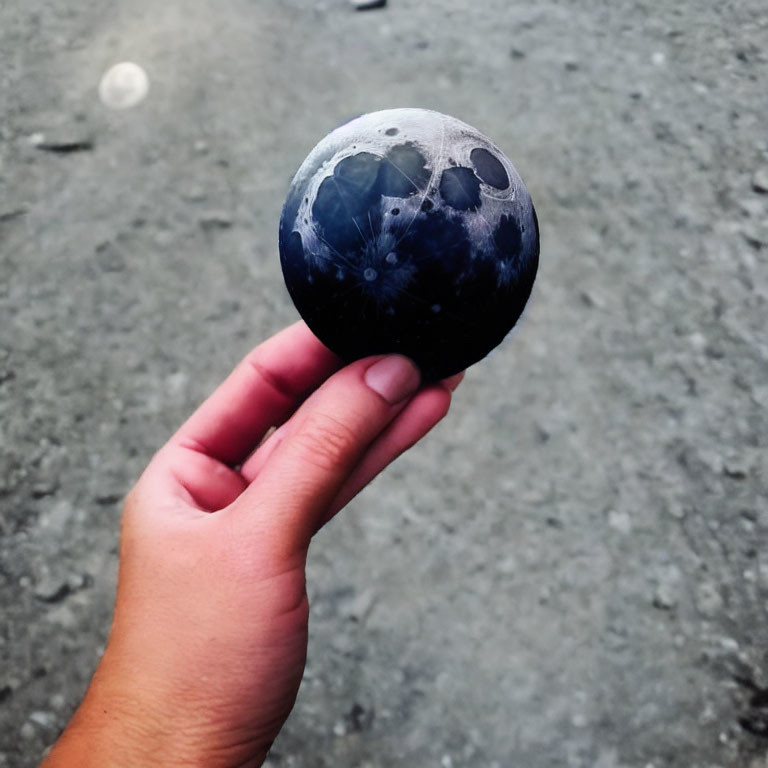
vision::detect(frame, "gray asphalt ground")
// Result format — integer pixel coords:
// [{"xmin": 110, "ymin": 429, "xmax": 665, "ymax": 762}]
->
[{"xmin": 1, "ymin": 1, "xmax": 767, "ymax": 766}]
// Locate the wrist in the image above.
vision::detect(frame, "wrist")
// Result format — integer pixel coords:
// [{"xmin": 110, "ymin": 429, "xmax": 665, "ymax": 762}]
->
[
  {"xmin": 42, "ymin": 692, "xmax": 188, "ymax": 768},
  {"xmin": 42, "ymin": 661, "xmax": 268, "ymax": 768}
]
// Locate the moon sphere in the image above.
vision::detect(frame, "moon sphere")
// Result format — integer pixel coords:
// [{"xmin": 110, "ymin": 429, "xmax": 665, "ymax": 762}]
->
[{"xmin": 279, "ymin": 108, "xmax": 539, "ymax": 380}]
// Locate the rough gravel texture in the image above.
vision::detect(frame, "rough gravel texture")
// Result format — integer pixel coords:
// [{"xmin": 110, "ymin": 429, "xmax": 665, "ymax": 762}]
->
[{"xmin": 1, "ymin": 1, "xmax": 767, "ymax": 767}]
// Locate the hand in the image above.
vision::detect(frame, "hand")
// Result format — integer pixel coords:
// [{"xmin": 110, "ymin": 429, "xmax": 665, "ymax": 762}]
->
[{"xmin": 43, "ymin": 322, "xmax": 461, "ymax": 768}]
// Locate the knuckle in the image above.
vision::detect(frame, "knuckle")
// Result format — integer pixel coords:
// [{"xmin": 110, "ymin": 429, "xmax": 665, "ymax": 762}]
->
[
  {"xmin": 246, "ymin": 351, "xmax": 301, "ymax": 402},
  {"xmin": 292, "ymin": 410, "xmax": 359, "ymax": 472}
]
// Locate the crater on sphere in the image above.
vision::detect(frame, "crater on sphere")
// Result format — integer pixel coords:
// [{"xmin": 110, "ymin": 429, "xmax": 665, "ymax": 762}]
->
[
  {"xmin": 309, "ymin": 145, "xmax": 434, "ymax": 253},
  {"xmin": 398, "ymin": 206, "xmax": 471, "ymax": 278},
  {"xmin": 439, "ymin": 167, "xmax": 482, "ymax": 211},
  {"xmin": 334, "ymin": 152, "xmax": 381, "ymax": 199},
  {"xmin": 470, "ymin": 147, "xmax": 509, "ymax": 189},
  {"xmin": 379, "ymin": 143, "xmax": 430, "ymax": 197},
  {"xmin": 313, "ymin": 155, "xmax": 382, "ymax": 252},
  {"xmin": 285, "ymin": 230, "xmax": 304, "ymax": 265},
  {"xmin": 493, "ymin": 214, "xmax": 524, "ymax": 264}
]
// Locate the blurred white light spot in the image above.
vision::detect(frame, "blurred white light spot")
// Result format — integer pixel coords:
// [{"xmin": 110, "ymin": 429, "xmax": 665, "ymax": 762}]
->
[
  {"xmin": 651, "ymin": 51, "xmax": 666, "ymax": 66},
  {"xmin": 99, "ymin": 62, "xmax": 149, "ymax": 110}
]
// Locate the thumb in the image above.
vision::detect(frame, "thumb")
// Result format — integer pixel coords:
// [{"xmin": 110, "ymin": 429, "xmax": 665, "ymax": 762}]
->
[{"xmin": 227, "ymin": 354, "xmax": 421, "ymax": 559}]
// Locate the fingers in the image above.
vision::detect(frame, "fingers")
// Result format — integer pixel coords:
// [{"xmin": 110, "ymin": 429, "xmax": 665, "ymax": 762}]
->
[
  {"xmin": 146, "ymin": 311, "xmax": 463, "ymax": 520},
  {"xmin": 322, "ymin": 382, "xmax": 453, "ymax": 525},
  {"xmin": 239, "ymin": 370, "xmax": 464, "ymax": 484},
  {"xmin": 225, "ymin": 355, "xmax": 421, "ymax": 558},
  {"xmin": 171, "ymin": 322, "xmax": 341, "ymax": 466},
  {"xmin": 148, "ymin": 449, "xmax": 249, "ymax": 512},
  {"xmin": 238, "ymin": 422, "xmax": 293, "ymax": 483},
  {"xmin": 441, "ymin": 371, "xmax": 465, "ymax": 392}
]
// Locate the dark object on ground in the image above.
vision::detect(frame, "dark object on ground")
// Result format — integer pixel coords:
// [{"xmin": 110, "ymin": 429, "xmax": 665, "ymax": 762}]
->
[
  {"xmin": 0, "ymin": 208, "xmax": 28, "ymax": 223},
  {"xmin": 351, "ymin": 0, "xmax": 387, "ymax": 10},
  {"xmin": 31, "ymin": 135, "xmax": 94, "ymax": 154},
  {"xmin": 279, "ymin": 108, "xmax": 539, "ymax": 380}
]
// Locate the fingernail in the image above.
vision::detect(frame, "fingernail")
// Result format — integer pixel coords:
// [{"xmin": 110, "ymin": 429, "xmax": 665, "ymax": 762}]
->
[
  {"xmin": 364, "ymin": 355, "xmax": 421, "ymax": 404},
  {"xmin": 441, "ymin": 371, "xmax": 466, "ymax": 392}
]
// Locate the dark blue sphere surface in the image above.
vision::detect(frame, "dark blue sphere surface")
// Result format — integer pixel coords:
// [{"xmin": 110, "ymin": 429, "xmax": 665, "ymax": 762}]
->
[{"xmin": 279, "ymin": 108, "xmax": 539, "ymax": 381}]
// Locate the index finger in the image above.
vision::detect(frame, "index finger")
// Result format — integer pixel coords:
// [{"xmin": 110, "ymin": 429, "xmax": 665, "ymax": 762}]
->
[{"xmin": 171, "ymin": 321, "xmax": 341, "ymax": 466}]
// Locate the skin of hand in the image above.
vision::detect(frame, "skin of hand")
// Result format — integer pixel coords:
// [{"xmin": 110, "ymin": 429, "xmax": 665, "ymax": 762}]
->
[{"xmin": 42, "ymin": 322, "xmax": 462, "ymax": 768}]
